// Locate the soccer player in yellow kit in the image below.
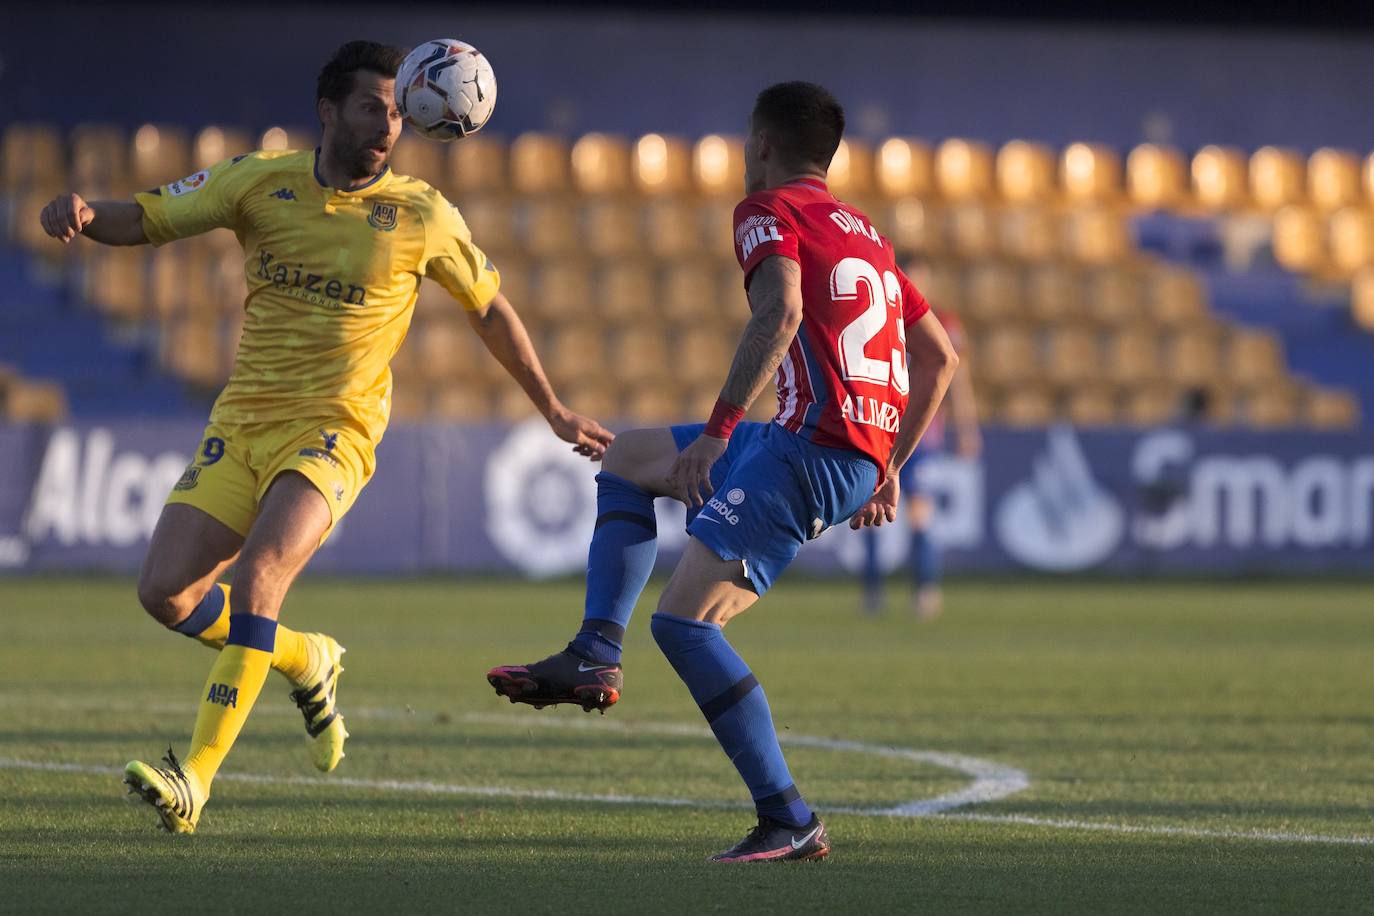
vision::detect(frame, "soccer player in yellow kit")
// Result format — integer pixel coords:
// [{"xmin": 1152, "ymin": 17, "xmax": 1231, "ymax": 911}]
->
[{"xmin": 37, "ymin": 41, "xmax": 612, "ymax": 834}]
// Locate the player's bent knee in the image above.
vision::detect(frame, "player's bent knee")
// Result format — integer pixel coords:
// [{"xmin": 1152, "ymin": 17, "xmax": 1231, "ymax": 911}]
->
[{"xmin": 135, "ymin": 573, "xmax": 198, "ymax": 628}]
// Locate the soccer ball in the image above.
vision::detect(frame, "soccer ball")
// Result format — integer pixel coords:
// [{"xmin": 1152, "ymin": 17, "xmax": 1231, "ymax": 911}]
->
[{"xmin": 396, "ymin": 39, "xmax": 497, "ymax": 141}]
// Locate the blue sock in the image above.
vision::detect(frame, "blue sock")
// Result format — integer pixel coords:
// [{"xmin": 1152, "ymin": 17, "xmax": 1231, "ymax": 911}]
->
[
  {"xmin": 171, "ymin": 583, "xmax": 226, "ymax": 637},
  {"xmin": 910, "ymin": 527, "xmax": 939, "ymax": 588},
  {"xmin": 569, "ymin": 472, "xmax": 658, "ymax": 665},
  {"xmin": 650, "ymin": 613, "xmax": 813, "ymax": 828}
]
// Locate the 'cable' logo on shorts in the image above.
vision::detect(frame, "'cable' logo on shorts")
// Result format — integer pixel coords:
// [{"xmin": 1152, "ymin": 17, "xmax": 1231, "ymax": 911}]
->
[
  {"xmin": 707, "ymin": 496, "xmax": 741, "ymax": 525},
  {"xmin": 206, "ymin": 683, "xmax": 239, "ymax": 708}
]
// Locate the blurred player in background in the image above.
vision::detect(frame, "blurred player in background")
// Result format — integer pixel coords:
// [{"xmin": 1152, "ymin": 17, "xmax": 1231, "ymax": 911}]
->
[
  {"xmin": 489, "ymin": 82, "xmax": 958, "ymax": 862},
  {"xmin": 38, "ymin": 40, "xmax": 611, "ymax": 834},
  {"xmin": 861, "ymin": 271, "xmax": 980, "ymax": 619}
]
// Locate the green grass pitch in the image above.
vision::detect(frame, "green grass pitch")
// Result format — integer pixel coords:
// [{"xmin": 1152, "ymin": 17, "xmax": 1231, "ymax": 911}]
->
[{"xmin": 1, "ymin": 576, "xmax": 1370, "ymax": 913}]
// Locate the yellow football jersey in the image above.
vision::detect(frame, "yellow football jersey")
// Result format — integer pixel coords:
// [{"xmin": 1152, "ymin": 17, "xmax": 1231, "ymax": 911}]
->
[{"xmin": 135, "ymin": 149, "xmax": 500, "ymax": 441}]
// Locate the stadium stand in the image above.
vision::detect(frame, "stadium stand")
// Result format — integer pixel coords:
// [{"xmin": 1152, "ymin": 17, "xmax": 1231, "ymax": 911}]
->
[{"xmin": 1, "ymin": 121, "xmax": 1370, "ymax": 429}]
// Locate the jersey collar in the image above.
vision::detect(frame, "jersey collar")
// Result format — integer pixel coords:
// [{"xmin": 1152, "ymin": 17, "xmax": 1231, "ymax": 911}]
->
[
  {"xmin": 312, "ymin": 147, "xmax": 393, "ymax": 196},
  {"xmin": 785, "ymin": 177, "xmax": 829, "ymax": 191}
]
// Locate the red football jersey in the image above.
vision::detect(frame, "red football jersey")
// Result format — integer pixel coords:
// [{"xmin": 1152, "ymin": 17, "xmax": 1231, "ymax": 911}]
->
[{"xmin": 732, "ymin": 177, "xmax": 930, "ymax": 473}]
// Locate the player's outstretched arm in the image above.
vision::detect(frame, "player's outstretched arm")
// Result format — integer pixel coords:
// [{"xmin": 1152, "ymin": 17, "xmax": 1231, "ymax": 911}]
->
[
  {"xmin": 850, "ymin": 311, "xmax": 959, "ymax": 529},
  {"xmin": 38, "ymin": 193, "xmax": 148, "ymax": 246},
  {"xmin": 668, "ymin": 255, "xmax": 803, "ymax": 507},
  {"xmin": 466, "ymin": 292, "xmax": 614, "ymax": 460}
]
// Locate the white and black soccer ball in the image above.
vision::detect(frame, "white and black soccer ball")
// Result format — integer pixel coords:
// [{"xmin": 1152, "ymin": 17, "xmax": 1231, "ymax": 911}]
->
[{"xmin": 396, "ymin": 39, "xmax": 497, "ymax": 141}]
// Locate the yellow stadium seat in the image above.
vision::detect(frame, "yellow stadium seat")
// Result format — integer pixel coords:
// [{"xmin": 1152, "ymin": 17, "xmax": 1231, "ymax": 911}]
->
[
  {"xmin": 632, "ymin": 133, "xmax": 692, "ymax": 195},
  {"xmin": 693, "ymin": 135, "xmax": 745, "ymax": 197},
  {"xmin": 1083, "ymin": 266, "xmax": 1141, "ymax": 327},
  {"xmin": 1272, "ymin": 205, "xmax": 1326, "ymax": 274},
  {"xmin": 1244, "ymin": 384, "xmax": 1300, "ymax": 429},
  {"xmin": 1352, "ymin": 267, "xmax": 1374, "ymax": 331},
  {"xmin": 493, "ymin": 384, "xmax": 540, "ymax": 421},
  {"xmin": 947, "ymin": 201, "xmax": 997, "ymax": 258},
  {"xmin": 914, "ymin": 260, "xmax": 963, "ymax": 315},
  {"xmin": 715, "ymin": 262, "xmax": 752, "ymax": 319},
  {"xmin": 71, "ymin": 124, "xmax": 129, "ymax": 195},
  {"xmin": 521, "ymin": 198, "xmax": 580, "ymax": 257},
  {"xmin": 149, "ymin": 246, "xmax": 214, "ymax": 318},
  {"xmin": 4, "ymin": 378, "xmax": 70, "ymax": 423},
  {"xmin": 1164, "ymin": 330, "xmax": 1222, "ymax": 386},
  {"xmin": 258, "ymin": 126, "xmax": 314, "ymax": 153},
  {"xmin": 875, "ymin": 138, "xmax": 934, "ymax": 198},
  {"xmin": 432, "ymin": 384, "xmax": 492, "ymax": 421},
  {"xmin": 1061, "ymin": 143, "xmax": 1121, "ymax": 204},
  {"xmin": 2, "ymin": 123, "xmax": 64, "ymax": 192},
  {"xmin": 1000, "ymin": 385, "xmax": 1055, "ymax": 426},
  {"xmin": 415, "ymin": 318, "xmax": 477, "ymax": 383},
  {"xmin": 1249, "ymin": 147, "xmax": 1306, "ymax": 211},
  {"xmin": 531, "ymin": 259, "xmax": 593, "ymax": 322},
  {"xmin": 131, "ymin": 124, "xmax": 190, "ymax": 190},
  {"xmin": 1191, "ymin": 145, "xmax": 1248, "ymax": 211},
  {"xmin": 448, "ymin": 134, "xmax": 507, "ymax": 193},
  {"xmin": 1328, "ymin": 207, "xmax": 1374, "ymax": 274},
  {"xmin": 661, "ymin": 260, "xmax": 719, "ymax": 326},
  {"xmin": 682, "ymin": 385, "xmax": 720, "ymax": 423},
  {"xmin": 584, "ymin": 200, "xmax": 643, "ymax": 258},
  {"xmin": 1123, "ymin": 385, "xmax": 1180, "ymax": 426},
  {"xmin": 1126, "ymin": 144, "xmax": 1187, "ymax": 210},
  {"xmin": 1147, "ymin": 267, "xmax": 1208, "ymax": 327},
  {"xmin": 996, "ymin": 140, "xmax": 1056, "ymax": 203},
  {"xmin": 1104, "ymin": 326, "xmax": 1162, "ymax": 386},
  {"xmin": 561, "ymin": 382, "xmax": 620, "ymax": 423},
  {"xmin": 1025, "ymin": 263, "xmax": 1083, "ymax": 323},
  {"xmin": 163, "ymin": 317, "xmax": 224, "ymax": 387},
  {"xmin": 699, "ymin": 199, "xmax": 737, "ymax": 255},
  {"xmin": 83, "ymin": 247, "xmax": 147, "ymax": 321},
  {"xmin": 677, "ymin": 326, "xmax": 734, "ymax": 386},
  {"xmin": 571, "ymin": 133, "xmax": 632, "ymax": 195},
  {"xmin": 545, "ymin": 326, "xmax": 607, "ymax": 388},
  {"xmin": 600, "ymin": 261, "xmax": 655, "ymax": 326},
  {"xmin": 998, "ymin": 206, "xmax": 1057, "ymax": 262},
  {"xmin": 936, "ymin": 139, "xmax": 995, "ymax": 200},
  {"xmin": 1225, "ymin": 327, "xmax": 1286, "ymax": 388},
  {"xmin": 489, "ymin": 255, "xmax": 529, "ymax": 312},
  {"xmin": 645, "ymin": 198, "xmax": 705, "ymax": 258},
  {"xmin": 1061, "ymin": 206, "xmax": 1130, "ymax": 264},
  {"xmin": 976, "ymin": 326, "xmax": 1038, "ymax": 386},
  {"xmin": 457, "ymin": 195, "xmax": 517, "ymax": 254},
  {"xmin": 963, "ymin": 261, "xmax": 1021, "ymax": 325},
  {"xmin": 887, "ymin": 199, "xmax": 945, "ymax": 254},
  {"xmin": 511, "ymin": 133, "xmax": 569, "ymax": 194},
  {"xmin": 627, "ymin": 384, "xmax": 688, "ymax": 424},
  {"xmin": 1044, "ymin": 324, "xmax": 1101, "ymax": 386},
  {"xmin": 1064, "ymin": 386, "xmax": 1119, "ymax": 426},
  {"xmin": 827, "ymin": 139, "xmax": 874, "ymax": 196},
  {"xmin": 1309, "ymin": 147, "xmax": 1361, "ymax": 211},
  {"xmin": 191, "ymin": 126, "xmax": 252, "ymax": 170},
  {"xmin": 1305, "ymin": 387, "xmax": 1361, "ymax": 429},
  {"xmin": 388, "ymin": 135, "xmax": 446, "ymax": 187}
]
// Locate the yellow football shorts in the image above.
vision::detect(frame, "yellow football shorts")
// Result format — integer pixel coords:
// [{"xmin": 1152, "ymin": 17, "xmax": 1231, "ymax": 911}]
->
[{"xmin": 165, "ymin": 417, "xmax": 376, "ymax": 539}]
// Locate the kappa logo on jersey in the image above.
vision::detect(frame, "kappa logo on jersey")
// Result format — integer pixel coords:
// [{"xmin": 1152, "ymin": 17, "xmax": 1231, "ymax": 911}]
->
[
  {"xmin": 269, "ymin": 188, "xmax": 297, "ymax": 201},
  {"xmin": 736, "ymin": 214, "xmax": 785, "ymax": 261},
  {"xmin": 206, "ymin": 683, "xmax": 239, "ymax": 708},
  {"xmin": 167, "ymin": 170, "xmax": 210, "ymax": 197},
  {"xmin": 255, "ymin": 249, "xmax": 367, "ymax": 307},
  {"xmin": 368, "ymin": 202, "xmax": 398, "ymax": 231}
]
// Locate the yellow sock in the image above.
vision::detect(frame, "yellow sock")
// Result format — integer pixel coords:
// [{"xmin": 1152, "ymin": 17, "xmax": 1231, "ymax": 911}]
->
[
  {"xmin": 176, "ymin": 584, "xmax": 314, "ymax": 683},
  {"xmin": 182, "ymin": 617, "xmax": 276, "ymax": 792}
]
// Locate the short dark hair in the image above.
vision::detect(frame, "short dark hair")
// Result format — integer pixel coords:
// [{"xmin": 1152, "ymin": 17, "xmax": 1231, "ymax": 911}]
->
[
  {"xmin": 752, "ymin": 81, "xmax": 845, "ymax": 170},
  {"xmin": 317, "ymin": 40, "xmax": 405, "ymax": 105}
]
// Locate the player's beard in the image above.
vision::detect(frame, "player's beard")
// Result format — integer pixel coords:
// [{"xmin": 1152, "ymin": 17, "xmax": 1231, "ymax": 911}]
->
[{"xmin": 331, "ymin": 124, "xmax": 390, "ymax": 182}]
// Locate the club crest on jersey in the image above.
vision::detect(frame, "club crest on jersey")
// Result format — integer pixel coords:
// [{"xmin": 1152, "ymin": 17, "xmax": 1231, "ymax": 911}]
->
[
  {"xmin": 167, "ymin": 170, "xmax": 210, "ymax": 197},
  {"xmin": 368, "ymin": 202, "xmax": 398, "ymax": 231},
  {"xmin": 173, "ymin": 466, "xmax": 200, "ymax": 491}
]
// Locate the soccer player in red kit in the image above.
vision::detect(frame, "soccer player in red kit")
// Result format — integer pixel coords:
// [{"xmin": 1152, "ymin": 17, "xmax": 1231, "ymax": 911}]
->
[{"xmin": 489, "ymin": 82, "xmax": 960, "ymax": 861}]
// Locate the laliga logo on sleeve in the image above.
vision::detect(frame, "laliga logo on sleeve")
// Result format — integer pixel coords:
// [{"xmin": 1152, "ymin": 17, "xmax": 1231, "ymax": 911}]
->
[
  {"xmin": 168, "ymin": 170, "xmax": 209, "ymax": 197},
  {"xmin": 994, "ymin": 426, "xmax": 1124, "ymax": 572}
]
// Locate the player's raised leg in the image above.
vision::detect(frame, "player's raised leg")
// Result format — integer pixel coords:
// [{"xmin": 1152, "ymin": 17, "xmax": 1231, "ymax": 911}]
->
[
  {"xmin": 124, "ymin": 472, "xmax": 333, "ymax": 833},
  {"xmin": 487, "ymin": 428, "xmax": 681, "ymax": 711}
]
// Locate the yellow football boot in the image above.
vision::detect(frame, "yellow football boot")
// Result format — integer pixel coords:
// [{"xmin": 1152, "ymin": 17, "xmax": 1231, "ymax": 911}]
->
[
  {"xmin": 288, "ymin": 633, "xmax": 349, "ymax": 772},
  {"xmin": 122, "ymin": 748, "xmax": 206, "ymax": 835}
]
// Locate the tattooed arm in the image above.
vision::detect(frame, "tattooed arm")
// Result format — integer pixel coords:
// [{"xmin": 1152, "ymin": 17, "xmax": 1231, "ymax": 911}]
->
[{"xmin": 667, "ymin": 255, "xmax": 803, "ymax": 507}]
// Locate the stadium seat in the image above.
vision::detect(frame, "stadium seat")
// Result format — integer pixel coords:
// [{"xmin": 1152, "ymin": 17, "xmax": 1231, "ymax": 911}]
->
[
  {"xmin": 489, "ymin": 256, "xmax": 529, "ymax": 312},
  {"xmin": 660, "ymin": 260, "xmax": 720, "ymax": 326},
  {"xmin": 388, "ymin": 383, "xmax": 430, "ymax": 421},
  {"xmin": 149, "ymin": 246, "xmax": 212, "ymax": 318},
  {"xmin": 1308, "ymin": 147, "xmax": 1361, "ymax": 211},
  {"xmin": 1328, "ymin": 207, "xmax": 1374, "ymax": 274},
  {"xmin": 530, "ymin": 259, "xmax": 593, "ymax": 323},
  {"xmin": 1126, "ymin": 144, "xmax": 1187, "ymax": 210},
  {"xmin": 131, "ymin": 124, "xmax": 190, "ymax": 191},
  {"xmin": 572, "ymin": 133, "xmax": 632, "ymax": 195},
  {"xmin": 887, "ymin": 199, "xmax": 945, "ymax": 254},
  {"xmin": 1243, "ymin": 384, "xmax": 1300, "ymax": 428},
  {"xmin": 1249, "ymin": 146, "xmax": 1306, "ymax": 211},
  {"xmin": 1146, "ymin": 267, "xmax": 1208, "ymax": 327},
  {"xmin": 1191, "ymin": 145, "xmax": 1249, "ymax": 211},
  {"xmin": 1063, "ymin": 386, "xmax": 1118, "ymax": 426},
  {"xmin": 644, "ymin": 198, "xmax": 705, "ymax": 258},
  {"xmin": 962, "ymin": 261, "xmax": 1021, "ymax": 326},
  {"xmin": 947, "ymin": 201, "xmax": 998, "ymax": 258},
  {"xmin": 82, "ymin": 247, "xmax": 148, "ymax": 321},
  {"xmin": 683, "ymin": 385, "xmax": 722, "ymax": 423},
  {"xmin": 1024, "ymin": 263, "xmax": 1084, "ymax": 323},
  {"xmin": 2, "ymin": 123, "xmax": 64, "ymax": 193},
  {"xmin": 609, "ymin": 327, "xmax": 673, "ymax": 384},
  {"xmin": 71, "ymin": 124, "xmax": 129, "ymax": 195},
  {"xmin": 1163, "ymin": 330, "xmax": 1223, "ymax": 386},
  {"xmin": 627, "ymin": 383, "xmax": 687, "ymax": 424},
  {"xmin": 693, "ymin": 135, "xmax": 745, "ymax": 197},
  {"xmin": 1060, "ymin": 143, "xmax": 1121, "ymax": 204},
  {"xmin": 1351, "ymin": 267, "xmax": 1374, "ymax": 331},
  {"xmin": 632, "ymin": 133, "xmax": 692, "ymax": 195},
  {"xmin": 827, "ymin": 139, "xmax": 874, "ymax": 196},
  {"xmin": 976, "ymin": 326, "xmax": 1038, "ymax": 386},
  {"xmin": 388, "ymin": 135, "xmax": 446, "ymax": 187},
  {"xmin": 560, "ymin": 380, "xmax": 620, "ymax": 423},
  {"xmin": 1044, "ymin": 324, "xmax": 1101, "ymax": 385},
  {"xmin": 999, "ymin": 385, "xmax": 1055, "ymax": 426},
  {"xmin": 599, "ymin": 260, "xmax": 656, "ymax": 326},
  {"xmin": 3, "ymin": 377, "xmax": 69, "ymax": 423},
  {"xmin": 520, "ymin": 198, "xmax": 581, "ymax": 257},
  {"xmin": 448, "ymin": 134, "xmax": 507, "ymax": 193},
  {"xmin": 511, "ymin": 133, "xmax": 570, "ymax": 194},
  {"xmin": 1225, "ymin": 327, "xmax": 1286, "ymax": 387},
  {"xmin": 699, "ymin": 199, "xmax": 738, "ymax": 258},
  {"xmin": 875, "ymin": 138, "xmax": 934, "ymax": 198},
  {"xmin": 998, "ymin": 205, "xmax": 1057, "ymax": 262},
  {"xmin": 584, "ymin": 199, "xmax": 643, "ymax": 258},
  {"xmin": 1305, "ymin": 387, "xmax": 1361, "ymax": 429},
  {"xmin": 431, "ymin": 384, "xmax": 492, "ymax": 421},
  {"xmin": 415, "ymin": 318, "xmax": 478, "ymax": 383},
  {"xmin": 676, "ymin": 326, "xmax": 734, "ymax": 386},
  {"xmin": 914, "ymin": 260, "xmax": 963, "ymax": 314},
  {"xmin": 259, "ymin": 126, "xmax": 314, "ymax": 153},
  {"xmin": 1061, "ymin": 206, "xmax": 1130, "ymax": 264},
  {"xmin": 546, "ymin": 326, "xmax": 608, "ymax": 388},
  {"xmin": 715, "ymin": 263, "xmax": 752, "ymax": 320},
  {"xmin": 1123, "ymin": 385, "xmax": 1180, "ymax": 426},
  {"xmin": 935, "ymin": 139, "xmax": 995, "ymax": 200},
  {"xmin": 1272, "ymin": 205, "xmax": 1326, "ymax": 274},
  {"xmin": 192, "ymin": 126, "xmax": 253, "ymax": 169},
  {"xmin": 458, "ymin": 195, "xmax": 518, "ymax": 254},
  {"xmin": 1083, "ymin": 266, "xmax": 1141, "ymax": 326},
  {"xmin": 1103, "ymin": 326, "xmax": 1161, "ymax": 386},
  {"xmin": 163, "ymin": 316, "xmax": 225, "ymax": 387},
  {"xmin": 996, "ymin": 140, "xmax": 1056, "ymax": 203}
]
